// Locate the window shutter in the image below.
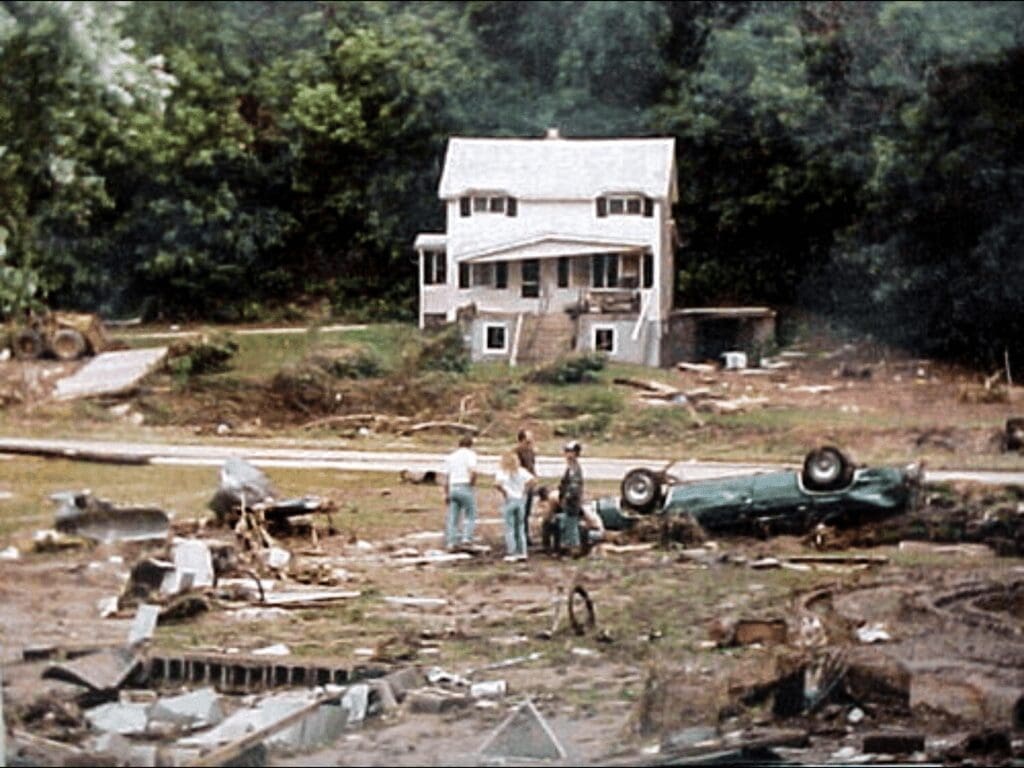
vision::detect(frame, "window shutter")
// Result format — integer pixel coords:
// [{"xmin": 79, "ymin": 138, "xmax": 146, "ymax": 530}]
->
[
  {"xmin": 506, "ymin": 197, "xmax": 517, "ymax": 217},
  {"xmin": 596, "ymin": 197, "xmax": 607, "ymax": 217},
  {"xmin": 459, "ymin": 263, "xmax": 469, "ymax": 289},
  {"xmin": 459, "ymin": 197, "xmax": 471, "ymax": 217},
  {"xmin": 643, "ymin": 197, "xmax": 654, "ymax": 218},
  {"xmin": 495, "ymin": 261, "xmax": 508, "ymax": 289}
]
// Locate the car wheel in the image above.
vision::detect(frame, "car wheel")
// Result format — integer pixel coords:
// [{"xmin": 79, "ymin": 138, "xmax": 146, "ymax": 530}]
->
[
  {"xmin": 51, "ymin": 328, "xmax": 87, "ymax": 360},
  {"xmin": 621, "ymin": 468, "xmax": 662, "ymax": 513},
  {"xmin": 802, "ymin": 446, "xmax": 853, "ymax": 491},
  {"xmin": 12, "ymin": 328, "xmax": 44, "ymax": 360}
]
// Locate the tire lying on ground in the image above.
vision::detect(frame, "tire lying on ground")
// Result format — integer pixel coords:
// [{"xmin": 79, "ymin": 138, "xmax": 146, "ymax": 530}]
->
[
  {"xmin": 12, "ymin": 328, "xmax": 44, "ymax": 360},
  {"xmin": 621, "ymin": 467, "xmax": 663, "ymax": 513},
  {"xmin": 50, "ymin": 328, "xmax": 87, "ymax": 360},
  {"xmin": 802, "ymin": 445, "xmax": 854, "ymax": 491}
]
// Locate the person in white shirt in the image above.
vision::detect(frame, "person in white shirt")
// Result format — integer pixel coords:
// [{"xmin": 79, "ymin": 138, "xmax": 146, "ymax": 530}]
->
[
  {"xmin": 443, "ymin": 435, "xmax": 478, "ymax": 550},
  {"xmin": 494, "ymin": 451, "xmax": 535, "ymax": 560}
]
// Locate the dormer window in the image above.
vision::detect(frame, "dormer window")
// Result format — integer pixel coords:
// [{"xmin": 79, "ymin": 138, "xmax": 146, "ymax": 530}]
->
[
  {"xmin": 597, "ymin": 195, "xmax": 654, "ymax": 218},
  {"xmin": 460, "ymin": 195, "xmax": 518, "ymax": 217}
]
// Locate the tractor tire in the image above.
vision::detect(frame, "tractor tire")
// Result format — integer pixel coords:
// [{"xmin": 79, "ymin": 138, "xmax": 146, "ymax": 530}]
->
[
  {"xmin": 802, "ymin": 446, "xmax": 854, "ymax": 491},
  {"xmin": 12, "ymin": 329, "xmax": 44, "ymax": 360},
  {"xmin": 51, "ymin": 328, "xmax": 87, "ymax": 361},
  {"xmin": 620, "ymin": 468, "xmax": 662, "ymax": 513}
]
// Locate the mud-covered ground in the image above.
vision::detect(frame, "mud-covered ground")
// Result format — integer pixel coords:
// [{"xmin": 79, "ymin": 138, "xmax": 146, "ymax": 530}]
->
[{"xmin": 2, "ymin": 474, "xmax": 1024, "ymax": 765}]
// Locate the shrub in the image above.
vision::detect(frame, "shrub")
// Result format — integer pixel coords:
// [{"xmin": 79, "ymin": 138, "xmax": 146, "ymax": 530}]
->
[
  {"xmin": 166, "ymin": 334, "xmax": 239, "ymax": 378},
  {"xmin": 312, "ymin": 345, "xmax": 385, "ymax": 379},
  {"xmin": 527, "ymin": 353, "xmax": 606, "ymax": 385},
  {"xmin": 403, "ymin": 325, "xmax": 470, "ymax": 375}
]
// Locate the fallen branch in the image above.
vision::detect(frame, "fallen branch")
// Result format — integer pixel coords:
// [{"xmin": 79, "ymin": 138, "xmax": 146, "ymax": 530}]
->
[
  {"xmin": 613, "ymin": 377, "xmax": 681, "ymax": 397},
  {"xmin": 299, "ymin": 413, "xmax": 412, "ymax": 431},
  {"xmin": 0, "ymin": 444, "xmax": 151, "ymax": 465},
  {"xmin": 400, "ymin": 421, "xmax": 480, "ymax": 436}
]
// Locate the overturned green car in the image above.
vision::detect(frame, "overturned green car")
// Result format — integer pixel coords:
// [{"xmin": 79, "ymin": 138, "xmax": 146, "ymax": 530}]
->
[{"xmin": 595, "ymin": 447, "xmax": 924, "ymax": 537}]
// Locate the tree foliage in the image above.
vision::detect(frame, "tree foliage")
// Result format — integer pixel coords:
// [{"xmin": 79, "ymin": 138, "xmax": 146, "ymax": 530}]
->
[{"xmin": 0, "ymin": 0, "xmax": 1022, "ymax": 366}]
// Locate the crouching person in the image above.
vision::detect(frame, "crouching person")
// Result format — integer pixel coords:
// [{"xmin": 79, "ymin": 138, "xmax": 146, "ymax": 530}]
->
[{"xmin": 495, "ymin": 451, "xmax": 535, "ymax": 561}]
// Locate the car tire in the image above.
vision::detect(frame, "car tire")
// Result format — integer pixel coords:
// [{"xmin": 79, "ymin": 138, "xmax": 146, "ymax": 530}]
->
[
  {"xmin": 802, "ymin": 446, "xmax": 854, "ymax": 491},
  {"xmin": 51, "ymin": 328, "xmax": 87, "ymax": 360},
  {"xmin": 12, "ymin": 328, "xmax": 44, "ymax": 360},
  {"xmin": 621, "ymin": 468, "xmax": 662, "ymax": 513}
]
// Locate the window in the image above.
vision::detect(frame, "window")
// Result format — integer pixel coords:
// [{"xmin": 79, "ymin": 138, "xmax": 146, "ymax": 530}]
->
[
  {"xmin": 593, "ymin": 327, "xmax": 616, "ymax": 354},
  {"xmin": 484, "ymin": 323, "xmax": 508, "ymax": 353},
  {"xmin": 521, "ymin": 259, "xmax": 540, "ymax": 298},
  {"xmin": 595, "ymin": 195, "xmax": 653, "ymax": 217},
  {"xmin": 557, "ymin": 257, "xmax": 570, "ymax": 288},
  {"xmin": 642, "ymin": 251, "xmax": 654, "ymax": 289},
  {"xmin": 422, "ymin": 251, "xmax": 446, "ymax": 285},
  {"xmin": 463, "ymin": 195, "xmax": 517, "ymax": 216},
  {"xmin": 591, "ymin": 254, "xmax": 619, "ymax": 288},
  {"xmin": 472, "ymin": 263, "xmax": 494, "ymax": 287},
  {"xmin": 459, "ymin": 263, "xmax": 469, "ymax": 289}
]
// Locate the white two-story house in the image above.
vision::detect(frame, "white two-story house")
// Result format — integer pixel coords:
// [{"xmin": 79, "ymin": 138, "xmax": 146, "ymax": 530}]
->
[{"xmin": 414, "ymin": 130, "xmax": 680, "ymax": 367}]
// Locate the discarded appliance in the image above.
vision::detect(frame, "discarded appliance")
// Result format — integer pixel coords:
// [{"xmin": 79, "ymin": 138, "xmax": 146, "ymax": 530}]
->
[{"xmin": 52, "ymin": 491, "xmax": 170, "ymax": 543}]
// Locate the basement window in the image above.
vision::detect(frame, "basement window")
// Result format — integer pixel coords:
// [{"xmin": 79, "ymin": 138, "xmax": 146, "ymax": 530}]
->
[
  {"xmin": 484, "ymin": 323, "xmax": 508, "ymax": 353},
  {"xmin": 593, "ymin": 326, "xmax": 616, "ymax": 354}
]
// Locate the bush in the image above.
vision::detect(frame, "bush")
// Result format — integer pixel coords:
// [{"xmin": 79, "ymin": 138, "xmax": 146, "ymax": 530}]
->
[
  {"xmin": 403, "ymin": 325, "xmax": 470, "ymax": 375},
  {"xmin": 312, "ymin": 345, "xmax": 385, "ymax": 379},
  {"xmin": 166, "ymin": 335, "xmax": 239, "ymax": 378},
  {"xmin": 527, "ymin": 353, "xmax": 606, "ymax": 385}
]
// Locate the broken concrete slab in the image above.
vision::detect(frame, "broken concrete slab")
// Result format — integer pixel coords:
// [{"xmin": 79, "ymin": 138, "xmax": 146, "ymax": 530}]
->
[
  {"xmin": 52, "ymin": 491, "xmax": 170, "ymax": 543},
  {"xmin": 479, "ymin": 698, "xmax": 567, "ymax": 760},
  {"xmin": 53, "ymin": 346, "xmax": 168, "ymax": 401},
  {"xmin": 128, "ymin": 604, "xmax": 160, "ymax": 646},
  {"xmin": 43, "ymin": 648, "xmax": 142, "ymax": 692},
  {"xmin": 84, "ymin": 701, "xmax": 150, "ymax": 736},
  {"xmin": 407, "ymin": 690, "xmax": 470, "ymax": 715},
  {"xmin": 341, "ymin": 684, "xmax": 368, "ymax": 725},
  {"xmin": 149, "ymin": 687, "xmax": 222, "ymax": 730}
]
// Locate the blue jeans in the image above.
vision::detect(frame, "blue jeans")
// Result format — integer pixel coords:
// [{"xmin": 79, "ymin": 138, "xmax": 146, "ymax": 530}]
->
[
  {"xmin": 502, "ymin": 497, "xmax": 527, "ymax": 557},
  {"xmin": 446, "ymin": 484, "xmax": 477, "ymax": 548}
]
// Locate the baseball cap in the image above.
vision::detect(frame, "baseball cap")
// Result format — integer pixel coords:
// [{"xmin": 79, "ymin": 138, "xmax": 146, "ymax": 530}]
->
[{"xmin": 562, "ymin": 440, "xmax": 582, "ymax": 455}]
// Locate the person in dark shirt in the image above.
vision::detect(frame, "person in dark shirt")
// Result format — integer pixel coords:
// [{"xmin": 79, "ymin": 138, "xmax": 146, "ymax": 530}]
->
[
  {"xmin": 557, "ymin": 440, "xmax": 584, "ymax": 552},
  {"xmin": 515, "ymin": 429, "xmax": 537, "ymax": 546}
]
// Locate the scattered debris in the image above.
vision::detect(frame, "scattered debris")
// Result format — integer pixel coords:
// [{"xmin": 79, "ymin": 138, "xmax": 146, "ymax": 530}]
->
[
  {"xmin": 398, "ymin": 469, "xmax": 438, "ymax": 485},
  {"xmin": 52, "ymin": 491, "xmax": 170, "ymax": 542},
  {"xmin": 854, "ymin": 623, "xmax": 892, "ymax": 644},
  {"xmin": 42, "ymin": 648, "xmax": 142, "ymax": 693},
  {"xmin": 0, "ymin": 544, "xmax": 19, "ymax": 560},
  {"xmin": 127, "ymin": 604, "xmax": 160, "ymax": 646}
]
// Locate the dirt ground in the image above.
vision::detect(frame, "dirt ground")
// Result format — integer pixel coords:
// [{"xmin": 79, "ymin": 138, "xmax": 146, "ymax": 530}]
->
[{"xmin": 2, "ymin": 469, "xmax": 1024, "ymax": 765}]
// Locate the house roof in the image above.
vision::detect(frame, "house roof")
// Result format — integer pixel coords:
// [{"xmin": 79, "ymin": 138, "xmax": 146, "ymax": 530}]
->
[
  {"xmin": 438, "ymin": 136, "xmax": 677, "ymax": 202},
  {"xmin": 413, "ymin": 233, "xmax": 447, "ymax": 251},
  {"xmin": 461, "ymin": 234, "xmax": 648, "ymax": 264}
]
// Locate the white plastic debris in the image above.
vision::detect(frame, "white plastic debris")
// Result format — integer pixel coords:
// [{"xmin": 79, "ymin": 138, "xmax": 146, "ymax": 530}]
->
[
  {"xmin": 252, "ymin": 643, "xmax": 291, "ymax": 657},
  {"xmin": 570, "ymin": 647, "xmax": 598, "ymax": 658},
  {"xmin": 855, "ymin": 622, "xmax": 891, "ymax": 644},
  {"xmin": 470, "ymin": 680, "xmax": 507, "ymax": 699},
  {"xmin": 261, "ymin": 547, "xmax": 291, "ymax": 571},
  {"xmin": 847, "ymin": 707, "xmax": 865, "ymax": 724},
  {"xmin": 427, "ymin": 667, "xmax": 470, "ymax": 687},
  {"xmin": 97, "ymin": 596, "xmax": 119, "ymax": 618},
  {"xmin": 0, "ymin": 545, "xmax": 19, "ymax": 560}
]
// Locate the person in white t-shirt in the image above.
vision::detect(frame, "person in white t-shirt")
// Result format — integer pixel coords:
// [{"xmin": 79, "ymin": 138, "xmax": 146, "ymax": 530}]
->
[
  {"xmin": 443, "ymin": 435, "xmax": 478, "ymax": 550},
  {"xmin": 494, "ymin": 451, "xmax": 535, "ymax": 560}
]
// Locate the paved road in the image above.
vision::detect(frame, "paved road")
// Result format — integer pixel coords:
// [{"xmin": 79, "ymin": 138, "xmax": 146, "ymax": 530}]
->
[{"xmin": 1, "ymin": 436, "xmax": 1023, "ymax": 486}]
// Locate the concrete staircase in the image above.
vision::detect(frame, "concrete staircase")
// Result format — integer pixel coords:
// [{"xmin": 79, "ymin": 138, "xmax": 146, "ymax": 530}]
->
[{"xmin": 516, "ymin": 312, "xmax": 576, "ymax": 365}]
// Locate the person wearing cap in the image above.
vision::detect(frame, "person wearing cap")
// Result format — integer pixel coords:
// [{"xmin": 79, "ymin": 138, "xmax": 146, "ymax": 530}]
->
[
  {"xmin": 557, "ymin": 440, "xmax": 585, "ymax": 552},
  {"xmin": 443, "ymin": 435, "xmax": 478, "ymax": 550}
]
